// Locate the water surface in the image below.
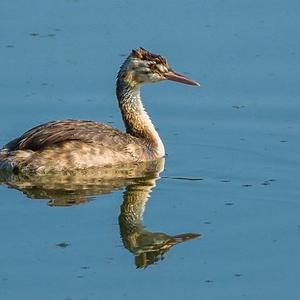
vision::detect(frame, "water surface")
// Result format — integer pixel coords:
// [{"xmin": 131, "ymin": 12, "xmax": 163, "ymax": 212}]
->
[{"xmin": 0, "ymin": 1, "xmax": 300, "ymax": 299}]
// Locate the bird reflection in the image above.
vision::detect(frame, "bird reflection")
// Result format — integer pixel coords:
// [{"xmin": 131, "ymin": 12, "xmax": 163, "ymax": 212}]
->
[
  {"xmin": 0, "ymin": 158, "xmax": 200, "ymax": 268},
  {"xmin": 119, "ymin": 174, "xmax": 200, "ymax": 268}
]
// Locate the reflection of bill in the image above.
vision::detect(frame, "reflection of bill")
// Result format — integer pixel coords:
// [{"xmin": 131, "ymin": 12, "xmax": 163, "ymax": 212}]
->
[{"xmin": 0, "ymin": 158, "xmax": 200, "ymax": 268}]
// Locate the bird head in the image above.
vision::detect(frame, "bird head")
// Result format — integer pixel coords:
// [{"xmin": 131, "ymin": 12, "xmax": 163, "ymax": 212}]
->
[{"xmin": 118, "ymin": 47, "xmax": 199, "ymax": 87}]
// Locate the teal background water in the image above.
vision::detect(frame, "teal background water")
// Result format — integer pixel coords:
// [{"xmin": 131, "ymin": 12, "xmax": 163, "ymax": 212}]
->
[{"xmin": 1, "ymin": 0, "xmax": 300, "ymax": 299}]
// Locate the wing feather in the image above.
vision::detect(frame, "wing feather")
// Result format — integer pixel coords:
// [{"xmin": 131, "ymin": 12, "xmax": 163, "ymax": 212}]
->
[{"xmin": 4, "ymin": 120, "xmax": 134, "ymax": 151}]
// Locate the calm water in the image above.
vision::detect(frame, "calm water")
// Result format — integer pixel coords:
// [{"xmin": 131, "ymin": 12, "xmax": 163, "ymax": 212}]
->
[{"xmin": 1, "ymin": 0, "xmax": 300, "ymax": 299}]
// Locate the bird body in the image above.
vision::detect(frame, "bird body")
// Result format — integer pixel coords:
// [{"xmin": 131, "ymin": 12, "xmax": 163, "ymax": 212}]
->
[
  {"xmin": 0, "ymin": 48, "xmax": 199, "ymax": 174},
  {"xmin": 0, "ymin": 120, "xmax": 156, "ymax": 173}
]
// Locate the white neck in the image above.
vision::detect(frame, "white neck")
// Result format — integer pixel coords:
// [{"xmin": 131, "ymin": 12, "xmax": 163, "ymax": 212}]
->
[{"xmin": 116, "ymin": 79, "xmax": 165, "ymax": 157}]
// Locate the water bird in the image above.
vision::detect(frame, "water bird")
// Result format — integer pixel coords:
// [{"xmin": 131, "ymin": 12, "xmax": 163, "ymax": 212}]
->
[{"xmin": 0, "ymin": 48, "xmax": 199, "ymax": 174}]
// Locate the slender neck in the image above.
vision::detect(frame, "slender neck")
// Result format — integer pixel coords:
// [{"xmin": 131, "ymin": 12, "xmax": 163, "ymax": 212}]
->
[{"xmin": 116, "ymin": 76, "xmax": 165, "ymax": 157}]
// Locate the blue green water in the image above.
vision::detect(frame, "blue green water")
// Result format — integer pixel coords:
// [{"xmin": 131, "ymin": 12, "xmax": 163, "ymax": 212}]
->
[{"xmin": 1, "ymin": 0, "xmax": 300, "ymax": 299}]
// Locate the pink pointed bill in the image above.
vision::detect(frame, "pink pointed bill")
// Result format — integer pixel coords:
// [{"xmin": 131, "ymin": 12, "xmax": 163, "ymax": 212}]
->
[{"xmin": 165, "ymin": 71, "xmax": 200, "ymax": 86}]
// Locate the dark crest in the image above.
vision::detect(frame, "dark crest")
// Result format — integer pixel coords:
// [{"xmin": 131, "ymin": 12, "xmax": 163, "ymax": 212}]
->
[{"xmin": 131, "ymin": 47, "xmax": 167, "ymax": 65}]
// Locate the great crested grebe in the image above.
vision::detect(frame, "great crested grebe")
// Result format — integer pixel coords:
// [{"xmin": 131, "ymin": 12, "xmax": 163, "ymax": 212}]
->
[{"xmin": 0, "ymin": 48, "xmax": 199, "ymax": 174}]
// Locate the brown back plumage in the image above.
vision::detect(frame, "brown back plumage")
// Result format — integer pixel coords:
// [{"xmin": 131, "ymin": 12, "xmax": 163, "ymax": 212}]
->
[{"xmin": 3, "ymin": 120, "xmax": 136, "ymax": 151}]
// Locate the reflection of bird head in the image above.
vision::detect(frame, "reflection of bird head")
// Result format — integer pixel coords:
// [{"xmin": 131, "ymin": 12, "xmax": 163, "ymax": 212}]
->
[{"xmin": 132, "ymin": 232, "xmax": 201, "ymax": 269}]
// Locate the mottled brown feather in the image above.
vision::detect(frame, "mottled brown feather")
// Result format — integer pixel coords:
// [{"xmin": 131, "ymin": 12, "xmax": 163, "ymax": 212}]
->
[
  {"xmin": 3, "ymin": 120, "xmax": 139, "ymax": 152},
  {"xmin": 131, "ymin": 48, "xmax": 168, "ymax": 67}
]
